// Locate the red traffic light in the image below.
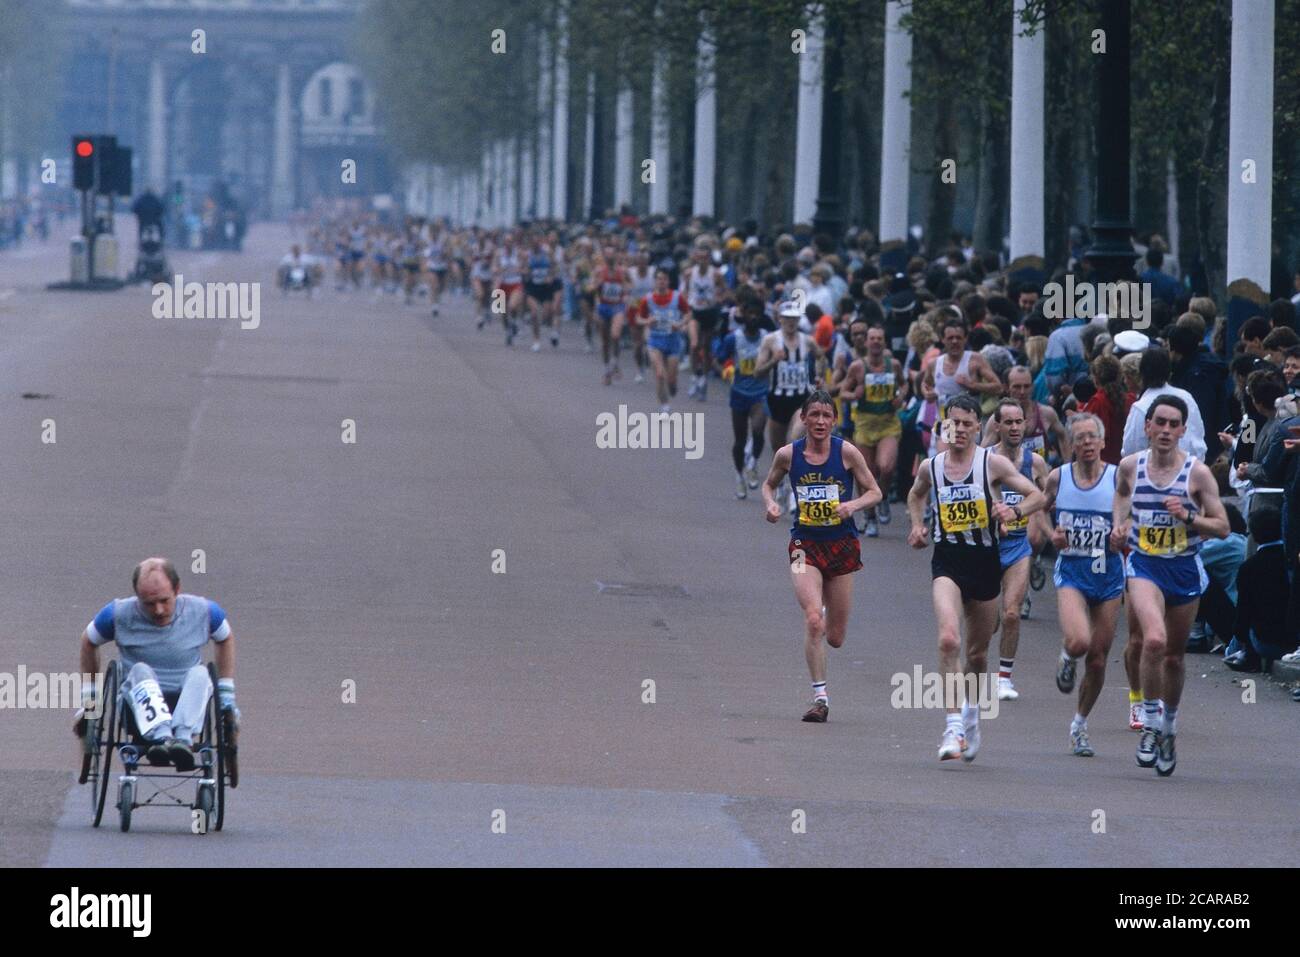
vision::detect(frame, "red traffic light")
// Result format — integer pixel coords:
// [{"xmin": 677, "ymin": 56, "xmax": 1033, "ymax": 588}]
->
[{"xmin": 76, "ymin": 140, "xmax": 94, "ymax": 158}]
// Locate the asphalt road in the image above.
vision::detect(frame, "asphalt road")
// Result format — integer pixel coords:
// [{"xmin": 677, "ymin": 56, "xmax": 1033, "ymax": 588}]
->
[{"xmin": 1, "ymin": 222, "xmax": 1296, "ymax": 867}]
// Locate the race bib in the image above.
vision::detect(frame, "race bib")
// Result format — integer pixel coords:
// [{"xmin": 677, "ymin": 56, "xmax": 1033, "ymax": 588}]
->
[
  {"xmin": 863, "ymin": 373, "xmax": 895, "ymax": 404},
  {"xmin": 1025, "ymin": 435, "xmax": 1047, "ymax": 457},
  {"xmin": 1002, "ymin": 491, "xmax": 1028, "ymax": 531},
  {"xmin": 601, "ymin": 283, "xmax": 623, "ymax": 299},
  {"xmin": 937, "ymin": 484, "xmax": 988, "ymax": 533},
  {"xmin": 777, "ymin": 360, "xmax": 810, "ymax": 393},
  {"xmin": 129, "ymin": 678, "xmax": 172, "ymax": 737},
  {"xmin": 1135, "ymin": 509, "xmax": 1189, "ymax": 556},
  {"xmin": 797, "ymin": 483, "xmax": 842, "ymax": 527},
  {"xmin": 1059, "ymin": 511, "xmax": 1110, "ymax": 557},
  {"xmin": 737, "ymin": 356, "xmax": 757, "ymax": 377}
]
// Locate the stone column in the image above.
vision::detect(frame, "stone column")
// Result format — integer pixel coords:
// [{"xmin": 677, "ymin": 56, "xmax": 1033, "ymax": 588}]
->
[
  {"xmin": 649, "ymin": 51, "xmax": 669, "ymax": 215},
  {"xmin": 878, "ymin": 0, "xmax": 912, "ymax": 244},
  {"xmin": 1226, "ymin": 0, "xmax": 1273, "ymax": 297},
  {"xmin": 693, "ymin": 29, "xmax": 716, "ymax": 218},
  {"xmin": 148, "ymin": 58, "xmax": 168, "ymax": 192},
  {"xmin": 1009, "ymin": 0, "xmax": 1044, "ymax": 258},
  {"xmin": 551, "ymin": 10, "xmax": 569, "ymax": 221},
  {"xmin": 793, "ymin": 8, "xmax": 823, "ymax": 225},
  {"xmin": 614, "ymin": 84, "xmax": 633, "ymax": 210},
  {"xmin": 270, "ymin": 63, "xmax": 295, "ymax": 217}
]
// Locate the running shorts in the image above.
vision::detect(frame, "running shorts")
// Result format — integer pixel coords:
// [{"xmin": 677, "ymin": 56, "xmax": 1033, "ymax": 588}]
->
[
  {"xmin": 767, "ymin": 393, "xmax": 810, "ymax": 425},
  {"xmin": 730, "ymin": 390, "xmax": 768, "ymax": 414},
  {"xmin": 648, "ymin": 331, "xmax": 685, "ymax": 357},
  {"xmin": 525, "ymin": 282, "xmax": 551, "ymax": 302},
  {"xmin": 790, "ymin": 536, "xmax": 862, "ymax": 579},
  {"xmin": 1054, "ymin": 554, "xmax": 1125, "ymax": 605},
  {"xmin": 694, "ymin": 306, "xmax": 723, "ymax": 337},
  {"xmin": 931, "ymin": 544, "xmax": 1001, "ymax": 603},
  {"xmin": 998, "ymin": 534, "xmax": 1032, "ymax": 570},
  {"xmin": 1125, "ymin": 551, "xmax": 1207, "ymax": 606},
  {"xmin": 851, "ymin": 410, "xmax": 902, "ymax": 447},
  {"xmin": 597, "ymin": 302, "xmax": 623, "ymax": 323}
]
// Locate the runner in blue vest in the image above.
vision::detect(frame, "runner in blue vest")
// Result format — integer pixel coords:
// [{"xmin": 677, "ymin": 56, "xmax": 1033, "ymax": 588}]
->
[
  {"xmin": 761, "ymin": 390, "xmax": 882, "ymax": 723},
  {"xmin": 989, "ymin": 399, "xmax": 1048, "ymax": 701},
  {"xmin": 1042, "ymin": 413, "xmax": 1125, "ymax": 757}
]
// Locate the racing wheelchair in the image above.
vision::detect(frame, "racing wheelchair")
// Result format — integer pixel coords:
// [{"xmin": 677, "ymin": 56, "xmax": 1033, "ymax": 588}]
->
[{"xmin": 78, "ymin": 659, "xmax": 238, "ymax": 833}]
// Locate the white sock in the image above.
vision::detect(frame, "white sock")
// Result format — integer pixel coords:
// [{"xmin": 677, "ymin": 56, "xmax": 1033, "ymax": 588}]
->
[
  {"xmin": 812, "ymin": 681, "xmax": 827, "ymax": 704},
  {"xmin": 1071, "ymin": 713, "xmax": 1086, "ymax": 731},
  {"xmin": 1161, "ymin": 704, "xmax": 1177, "ymax": 736},
  {"xmin": 961, "ymin": 700, "xmax": 979, "ymax": 725},
  {"xmin": 946, "ymin": 712, "xmax": 964, "ymax": 731}
]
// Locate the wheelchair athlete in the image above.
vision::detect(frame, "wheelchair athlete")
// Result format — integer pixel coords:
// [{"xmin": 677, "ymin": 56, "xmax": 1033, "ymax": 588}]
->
[{"xmin": 77, "ymin": 557, "xmax": 239, "ymax": 772}]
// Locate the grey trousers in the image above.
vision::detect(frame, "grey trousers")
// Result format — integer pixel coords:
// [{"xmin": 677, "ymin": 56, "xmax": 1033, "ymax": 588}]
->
[{"xmin": 122, "ymin": 662, "xmax": 212, "ymax": 743}]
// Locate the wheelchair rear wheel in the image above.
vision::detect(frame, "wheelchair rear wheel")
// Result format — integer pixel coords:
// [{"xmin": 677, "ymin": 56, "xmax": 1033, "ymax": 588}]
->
[{"xmin": 90, "ymin": 660, "xmax": 121, "ymax": 828}]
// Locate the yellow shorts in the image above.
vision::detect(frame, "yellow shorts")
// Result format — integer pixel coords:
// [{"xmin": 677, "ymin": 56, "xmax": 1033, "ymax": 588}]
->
[{"xmin": 852, "ymin": 411, "xmax": 902, "ymax": 447}]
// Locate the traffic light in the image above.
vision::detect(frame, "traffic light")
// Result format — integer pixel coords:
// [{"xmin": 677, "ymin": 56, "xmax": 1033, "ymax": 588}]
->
[
  {"xmin": 72, "ymin": 136, "xmax": 97, "ymax": 191},
  {"xmin": 71, "ymin": 135, "xmax": 129, "ymax": 194},
  {"xmin": 103, "ymin": 145, "xmax": 132, "ymax": 197}
]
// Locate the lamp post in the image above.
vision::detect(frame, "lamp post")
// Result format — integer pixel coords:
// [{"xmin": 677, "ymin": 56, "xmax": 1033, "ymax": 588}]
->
[{"xmin": 1083, "ymin": 0, "xmax": 1137, "ymax": 283}]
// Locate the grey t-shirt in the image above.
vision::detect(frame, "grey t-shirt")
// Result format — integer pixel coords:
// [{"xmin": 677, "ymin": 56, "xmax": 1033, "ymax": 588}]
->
[{"xmin": 87, "ymin": 594, "xmax": 231, "ymax": 691}]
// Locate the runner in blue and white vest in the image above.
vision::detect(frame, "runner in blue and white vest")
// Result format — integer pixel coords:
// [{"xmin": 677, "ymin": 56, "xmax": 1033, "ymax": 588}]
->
[
  {"xmin": 1042, "ymin": 413, "xmax": 1126, "ymax": 758},
  {"xmin": 1111, "ymin": 394, "xmax": 1229, "ymax": 778}
]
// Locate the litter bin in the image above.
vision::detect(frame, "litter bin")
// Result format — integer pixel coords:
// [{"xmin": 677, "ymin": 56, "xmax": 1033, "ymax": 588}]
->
[{"xmin": 70, "ymin": 237, "xmax": 88, "ymax": 284}]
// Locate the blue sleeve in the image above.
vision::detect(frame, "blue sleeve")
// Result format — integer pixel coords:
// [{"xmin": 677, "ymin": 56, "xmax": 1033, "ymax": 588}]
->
[
  {"xmin": 91, "ymin": 602, "xmax": 116, "ymax": 643},
  {"xmin": 714, "ymin": 333, "xmax": 734, "ymax": 363},
  {"xmin": 208, "ymin": 601, "xmax": 228, "ymax": 635}
]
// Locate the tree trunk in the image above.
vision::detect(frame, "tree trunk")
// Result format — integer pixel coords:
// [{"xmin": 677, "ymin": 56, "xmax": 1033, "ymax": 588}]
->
[
  {"xmin": 1196, "ymin": 54, "xmax": 1230, "ymax": 299},
  {"xmin": 925, "ymin": 94, "xmax": 957, "ymax": 257}
]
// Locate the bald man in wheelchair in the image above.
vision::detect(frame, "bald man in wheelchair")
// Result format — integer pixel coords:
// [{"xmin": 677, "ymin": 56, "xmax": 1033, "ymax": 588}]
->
[{"xmin": 78, "ymin": 557, "xmax": 238, "ymax": 772}]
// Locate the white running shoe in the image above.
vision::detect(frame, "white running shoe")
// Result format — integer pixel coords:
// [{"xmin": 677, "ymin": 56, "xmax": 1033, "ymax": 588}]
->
[
  {"xmin": 997, "ymin": 677, "xmax": 1018, "ymax": 701},
  {"xmin": 531, "ymin": 341, "xmax": 542, "ymax": 353},
  {"xmin": 1071, "ymin": 726, "xmax": 1095, "ymax": 757},
  {"xmin": 1281, "ymin": 647, "xmax": 1300, "ymax": 663},
  {"xmin": 1128, "ymin": 703, "xmax": 1143, "ymax": 732},
  {"xmin": 877, "ymin": 497, "xmax": 891, "ymax": 524},
  {"xmin": 735, "ymin": 473, "xmax": 748, "ymax": 500},
  {"xmin": 744, "ymin": 457, "xmax": 759, "ymax": 489},
  {"xmin": 660, "ymin": 403, "xmax": 671, "ymax": 414},
  {"xmin": 865, "ymin": 516, "xmax": 879, "ymax": 538},
  {"xmin": 938, "ymin": 726, "xmax": 966, "ymax": 761},
  {"xmin": 634, "ymin": 371, "xmax": 644, "ymax": 383},
  {"xmin": 962, "ymin": 713, "xmax": 981, "ymax": 762}
]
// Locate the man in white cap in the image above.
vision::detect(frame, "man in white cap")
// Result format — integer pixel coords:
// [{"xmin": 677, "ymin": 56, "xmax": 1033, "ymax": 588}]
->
[
  {"xmin": 1121, "ymin": 346, "xmax": 1207, "ymax": 459},
  {"xmin": 1113, "ymin": 329, "xmax": 1151, "ymax": 357}
]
